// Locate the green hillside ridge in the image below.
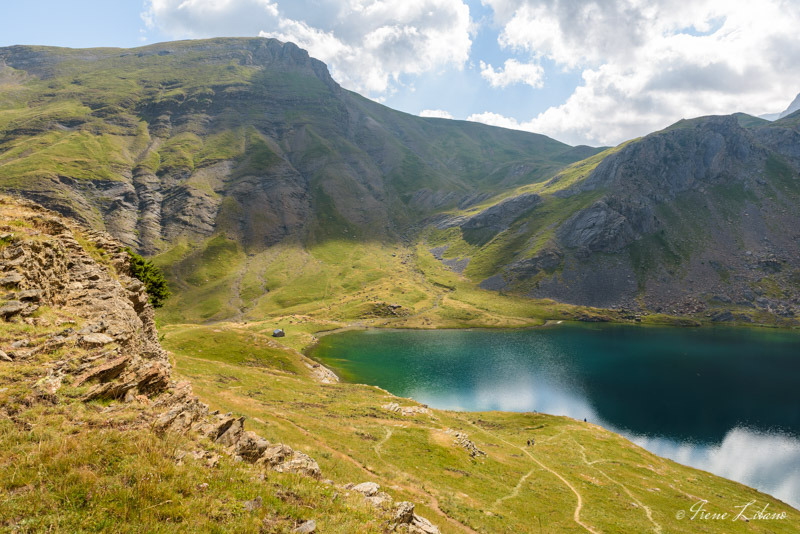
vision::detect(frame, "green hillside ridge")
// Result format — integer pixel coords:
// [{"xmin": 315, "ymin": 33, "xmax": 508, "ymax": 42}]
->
[
  {"xmin": 3, "ymin": 38, "xmax": 798, "ymax": 324},
  {"xmin": 0, "ymin": 38, "xmax": 590, "ymax": 256}
]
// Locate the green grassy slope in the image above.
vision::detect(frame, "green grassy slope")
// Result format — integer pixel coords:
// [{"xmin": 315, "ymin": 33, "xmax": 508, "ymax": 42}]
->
[
  {"xmin": 158, "ymin": 322, "xmax": 800, "ymax": 533},
  {"xmin": 0, "ymin": 197, "xmax": 394, "ymax": 533}
]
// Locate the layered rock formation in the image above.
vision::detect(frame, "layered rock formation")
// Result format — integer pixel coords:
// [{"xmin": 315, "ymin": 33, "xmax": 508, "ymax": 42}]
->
[{"xmin": 0, "ymin": 195, "xmax": 439, "ymax": 532}]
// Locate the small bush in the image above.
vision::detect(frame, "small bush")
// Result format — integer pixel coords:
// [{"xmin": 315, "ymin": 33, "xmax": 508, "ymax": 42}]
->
[{"xmin": 124, "ymin": 248, "xmax": 171, "ymax": 308}]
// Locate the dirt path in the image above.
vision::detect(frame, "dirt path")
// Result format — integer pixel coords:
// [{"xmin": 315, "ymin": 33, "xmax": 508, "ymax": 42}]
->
[
  {"xmin": 493, "ymin": 467, "xmax": 536, "ymax": 507},
  {"xmin": 572, "ymin": 438, "xmax": 662, "ymax": 534},
  {"xmin": 373, "ymin": 427, "xmax": 393, "ymax": 458},
  {"xmin": 464, "ymin": 420, "xmax": 599, "ymax": 534},
  {"xmin": 266, "ymin": 412, "xmax": 480, "ymax": 534}
]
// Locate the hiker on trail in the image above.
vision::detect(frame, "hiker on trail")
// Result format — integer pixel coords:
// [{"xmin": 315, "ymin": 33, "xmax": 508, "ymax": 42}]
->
[
  {"xmin": 527, "ymin": 439, "xmax": 530, "ymax": 446},
  {"xmin": 584, "ymin": 418, "xmax": 587, "ymax": 422}
]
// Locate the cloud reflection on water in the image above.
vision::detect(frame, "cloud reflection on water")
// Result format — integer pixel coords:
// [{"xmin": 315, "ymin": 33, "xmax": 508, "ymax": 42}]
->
[
  {"xmin": 631, "ymin": 427, "xmax": 800, "ymax": 508},
  {"xmin": 411, "ymin": 373, "xmax": 800, "ymax": 509}
]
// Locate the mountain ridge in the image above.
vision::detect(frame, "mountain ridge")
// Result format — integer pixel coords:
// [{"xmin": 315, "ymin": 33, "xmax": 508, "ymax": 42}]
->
[
  {"xmin": 1, "ymin": 38, "xmax": 798, "ymax": 326},
  {"xmin": 779, "ymin": 92, "xmax": 800, "ymax": 118},
  {"xmin": 0, "ymin": 38, "xmax": 590, "ymax": 255}
]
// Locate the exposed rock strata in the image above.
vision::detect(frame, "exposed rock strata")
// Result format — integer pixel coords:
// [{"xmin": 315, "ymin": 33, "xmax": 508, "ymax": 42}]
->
[{"xmin": 0, "ymin": 195, "xmax": 439, "ymax": 532}]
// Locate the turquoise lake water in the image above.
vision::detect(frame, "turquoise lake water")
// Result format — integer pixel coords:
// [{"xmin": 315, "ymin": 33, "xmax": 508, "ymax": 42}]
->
[{"xmin": 310, "ymin": 323, "xmax": 800, "ymax": 507}]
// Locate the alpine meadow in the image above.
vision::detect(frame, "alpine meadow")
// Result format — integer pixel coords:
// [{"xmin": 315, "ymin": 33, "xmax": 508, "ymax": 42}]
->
[{"xmin": 1, "ymin": 9, "xmax": 799, "ymax": 534}]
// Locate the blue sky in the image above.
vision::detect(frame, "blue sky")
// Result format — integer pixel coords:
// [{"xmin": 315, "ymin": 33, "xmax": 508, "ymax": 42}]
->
[
  {"xmin": 2, "ymin": 1, "xmax": 798, "ymax": 146},
  {"xmin": 0, "ymin": 1, "xmax": 161, "ymax": 49}
]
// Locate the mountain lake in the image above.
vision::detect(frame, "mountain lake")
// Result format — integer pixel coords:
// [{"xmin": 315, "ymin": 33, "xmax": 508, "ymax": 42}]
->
[{"xmin": 310, "ymin": 323, "xmax": 800, "ymax": 507}]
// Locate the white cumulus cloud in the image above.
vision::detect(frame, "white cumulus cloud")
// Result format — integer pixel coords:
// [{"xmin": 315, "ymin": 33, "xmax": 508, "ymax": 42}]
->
[
  {"xmin": 479, "ymin": 58, "xmax": 544, "ymax": 88},
  {"xmin": 477, "ymin": 0, "xmax": 800, "ymax": 145},
  {"xmin": 466, "ymin": 111, "xmax": 521, "ymax": 129},
  {"xmin": 143, "ymin": 0, "xmax": 473, "ymax": 96},
  {"xmin": 419, "ymin": 109, "xmax": 454, "ymax": 118}
]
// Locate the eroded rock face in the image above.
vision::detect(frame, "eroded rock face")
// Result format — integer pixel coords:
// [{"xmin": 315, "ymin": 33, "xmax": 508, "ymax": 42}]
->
[
  {"xmin": 0, "ymin": 195, "xmax": 440, "ymax": 534},
  {"xmin": 461, "ymin": 193, "xmax": 540, "ymax": 233},
  {"xmin": 436, "ymin": 192, "xmax": 541, "ymax": 237},
  {"xmin": 0, "ymin": 196, "xmax": 318, "ymax": 480},
  {"xmin": 506, "ymin": 248, "xmax": 563, "ymax": 278},
  {"xmin": 0, "ymin": 197, "xmax": 172, "ymax": 403},
  {"xmin": 558, "ymin": 199, "xmax": 650, "ymax": 254},
  {"xmin": 581, "ymin": 116, "xmax": 757, "ymax": 195},
  {"xmin": 555, "ymin": 116, "xmax": 758, "ymax": 259}
]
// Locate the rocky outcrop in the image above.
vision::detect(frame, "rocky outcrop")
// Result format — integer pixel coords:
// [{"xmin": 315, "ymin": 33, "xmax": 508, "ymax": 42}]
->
[
  {"xmin": 0, "ymin": 198, "xmax": 172, "ymax": 402},
  {"xmin": 0, "ymin": 195, "xmax": 321, "ymax": 478},
  {"xmin": 343, "ymin": 481, "xmax": 440, "ymax": 534},
  {"xmin": 0, "ymin": 195, "xmax": 440, "ymax": 532},
  {"xmin": 558, "ymin": 199, "xmax": 652, "ymax": 254},
  {"xmin": 461, "ymin": 192, "xmax": 540, "ymax": 233},
  {"xmin": 436, "ymin": 192, "xmax": 541, "ymax": 236},
  {"xmin": 383, "ymin": 402, "xmax": 432, "ymax": 417},
  {"xmin": 580, "ymin": 116, "xmax": 757, "ymax": 196},
  {"xmin": 446, "ymin": 429, "xmax": 487, "ymax": 458},
  {"xmin": 514, "ymin": 248, "xmax": 562, "ymax": 274}
]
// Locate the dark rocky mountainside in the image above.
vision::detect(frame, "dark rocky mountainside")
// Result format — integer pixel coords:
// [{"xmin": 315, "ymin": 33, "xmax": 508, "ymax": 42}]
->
[{"xmin": 431, "ymin": 113, "xmax": 800, "ymax": 321}]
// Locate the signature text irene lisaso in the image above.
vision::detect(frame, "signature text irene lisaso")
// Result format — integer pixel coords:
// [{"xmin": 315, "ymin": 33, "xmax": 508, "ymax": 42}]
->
[{"xmin": 675, "ymin": 499, "xmax": 788, "ymax": 521}]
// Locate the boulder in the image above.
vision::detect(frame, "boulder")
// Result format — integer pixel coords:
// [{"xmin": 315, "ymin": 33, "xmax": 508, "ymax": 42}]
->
[
  {"xmin": 236, "ymin": 431, "xmax": 270, "ymax": 463},
  {"xmin": 366, "ymin": 492, "xmax": 392, "ymax": 508},
  {"xmin": 80, "ymin": 333, "xmax": 115, "ymax": 347},
  {"xmin": 710, "ymin": 311, "xmax": 735, "ymax": 322},
  {"xmin": 154, "ymin": 395, "xmax": 209, "ymax": 434},
  {"xmin": 410, "ymin": 515, "xmax": 440, "ymax": 534},
  {"xmin": 273, "ymin": 451, "xmax": 321, "ymax": 478},
  {"xmin": 0, "ymin": 272, "xmax": 23, "ymax": 287},
  {"xmin": 293, "ymin": 520, "xmax": 316, "ymax": 533},
  {"xmin": 259, "ymin": 443, "xmax": 294, "ymax": 466},
  {"xmin": 215, "ymin": 416, "xmax": 245, "ymax": 447},
  {"xmin": 352, "ymin": 482, "xmax": 380, "ymax": 497},
  {"xmin": 393, "ymin": 502, "xmax": 415, "ymax": 524},
  {"xmin": 72, "ymin": 355, "xmax": 129, "ymax": 387},
  {"xmin": 18, "ymin": 289, "xmax": 43, "ymax": 302},
  {"xmin": 243, "ymin": 496, "xmax": 262, "ymax": 512},
  {"xmin": 0, "ymin": 300, "xmax": 25, "ymax": 320}
]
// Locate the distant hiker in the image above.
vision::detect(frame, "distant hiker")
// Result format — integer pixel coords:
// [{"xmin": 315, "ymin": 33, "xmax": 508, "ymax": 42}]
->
[
  {"xmin": 584, "ymin": 418, "xmax": 587, "ymax": 422},
  {"xmin": 527, "ymin": 439, "xmax": 530, "ymax": 446},
  {"xmin": 531, "ymin": 438, "xmax": 535, "ymax": 446}
]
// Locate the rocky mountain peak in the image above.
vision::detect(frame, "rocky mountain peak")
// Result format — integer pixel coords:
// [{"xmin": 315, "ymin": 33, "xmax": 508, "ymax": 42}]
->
[{"xmin": 779, "ymin": 92, "xmax": 800, "ymax": 118}]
